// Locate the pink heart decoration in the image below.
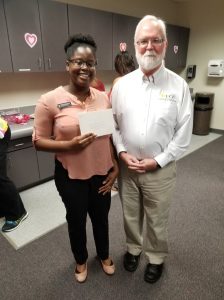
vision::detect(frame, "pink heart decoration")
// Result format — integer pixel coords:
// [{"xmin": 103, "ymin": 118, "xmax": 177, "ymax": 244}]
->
[
  {"xmin": 120, "ymin": 42, "xmax": 127, "ymax": 52},
  {"xmin": 24, "ymin": 33, "xmax": 37, "ymax": 48}
]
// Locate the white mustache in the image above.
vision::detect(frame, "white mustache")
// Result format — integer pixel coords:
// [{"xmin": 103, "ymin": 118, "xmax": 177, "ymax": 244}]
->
[{"xmin": 143, "ymin": 51, "xmax": 156, "ymax": 57}]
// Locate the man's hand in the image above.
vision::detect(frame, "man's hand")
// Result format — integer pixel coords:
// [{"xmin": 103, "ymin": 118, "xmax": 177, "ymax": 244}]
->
[
  {"xmin": 120, "ymin": 152, "xmax": 159, "ymax": 173},
  {"xmin": 129, "ymin": 158, "xmax": 159, "ymax": 173},
  {"xmin": 119, "ymin": 152, "xmax": 140, "ymax": 165}
]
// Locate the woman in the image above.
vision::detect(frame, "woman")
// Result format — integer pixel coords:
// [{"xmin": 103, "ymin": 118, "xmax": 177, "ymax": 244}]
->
[
  {"xmin": 91, "ymin": 77, "xmax": 106, "ymax": 91},
  {"xmin": 109, "ymin": 50, "xmax": 135, "ymax": 191},
  {"xmin": 0, "ymin": 117, "xmax": 28, "ymax": 232},
  {"xmin": 112, "ymin": 50, "xmax": 136, "ymax": 88},
  {"xmin": 33, "ymin": 34, "xmax": 118, "ymax": 283},
  {"xmin": 108, "ymin": 50, "xmax": 136, "ymax": 101}
]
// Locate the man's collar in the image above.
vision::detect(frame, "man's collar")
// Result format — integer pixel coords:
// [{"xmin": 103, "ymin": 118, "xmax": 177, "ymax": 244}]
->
[{"xmin": 139, "ymin": 64, "xmax": 165, "ymax": 84}]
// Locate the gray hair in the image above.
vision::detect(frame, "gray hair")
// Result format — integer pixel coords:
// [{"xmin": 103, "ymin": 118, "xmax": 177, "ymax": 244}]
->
[{"xmin": 134, "ymin": 15, "xmax": 167, "ymax": 43}]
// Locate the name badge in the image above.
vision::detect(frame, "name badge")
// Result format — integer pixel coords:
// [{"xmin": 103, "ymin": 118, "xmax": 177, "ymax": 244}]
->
[{"xmin": 57, "ymin": 102, "xmax": 72, "ymax": 110}]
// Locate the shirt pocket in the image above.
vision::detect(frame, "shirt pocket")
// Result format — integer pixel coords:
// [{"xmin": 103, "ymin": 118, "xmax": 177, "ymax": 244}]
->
[{"xmin": 152, "ymin": 101, "xmax": 177, "ymax": 127}]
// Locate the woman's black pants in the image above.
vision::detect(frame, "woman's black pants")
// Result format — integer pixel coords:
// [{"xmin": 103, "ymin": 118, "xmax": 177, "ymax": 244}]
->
[
  {"xmin": 54, "ymin": 159, "xmax": 111, "ymax": 264},
  {"xmin": 0, "ymin": 127, "xmax": 26, "ymax": 220}
]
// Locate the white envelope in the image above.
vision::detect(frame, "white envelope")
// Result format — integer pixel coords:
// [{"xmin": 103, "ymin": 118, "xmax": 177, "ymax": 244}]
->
[{"xmin": 78, "ymin": 109, "xmax": 114, "ymax": 136}]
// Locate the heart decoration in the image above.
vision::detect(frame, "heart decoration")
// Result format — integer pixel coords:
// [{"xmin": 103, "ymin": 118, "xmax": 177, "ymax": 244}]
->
[
  {"xmin": 174, "ymin": 45, "xmax": 179, "ymax": 54},
  {"xmin": 24, "ymin": 33, "xmax": 37, "ymax": 48},
  {"xmin": 120, "ymin": 42, "xmax": 127, "ymax": 52}
]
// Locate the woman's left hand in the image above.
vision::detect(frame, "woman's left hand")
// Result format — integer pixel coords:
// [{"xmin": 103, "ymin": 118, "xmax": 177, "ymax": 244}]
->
[{"xmin": 98, "ymin": 165, "xmax": 119, "ymax": 195}]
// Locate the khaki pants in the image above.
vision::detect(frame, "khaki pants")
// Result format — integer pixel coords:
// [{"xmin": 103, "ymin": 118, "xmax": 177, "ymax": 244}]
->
[{"xmin": 118, "ymin": 161, "xmax": 176, "ymax": 264}]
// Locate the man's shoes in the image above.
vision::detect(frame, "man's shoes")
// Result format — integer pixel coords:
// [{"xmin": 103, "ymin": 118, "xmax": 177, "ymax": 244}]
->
[
  {"xmin": 2, "ymin": 211, "xmax": 28, "ymax": 233},
  {"xmin": 144, "ymin": 263, "xmax": 164, "ymax": 283},
  {"xmin": 123, "ymin": 252, "xmax": 141, "ymax": 272},
  {"xmin": 74, "ymin": 264, "xmax": 87, "ymax": 283}
]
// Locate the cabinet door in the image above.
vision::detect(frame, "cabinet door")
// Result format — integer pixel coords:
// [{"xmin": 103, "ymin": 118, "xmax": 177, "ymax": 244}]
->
[
  {"xmin": 165, "ymin": 24, "xmax": 190, "ymax": 70},
  {"xmin": 7, "ymin": 147, "xmax": 39, "ymax": 191},
  {"xmin": 112, "ymin": 14, "xmax": 139, "ymax": 69},
  {"xmin": 38, "ymin": 0, "xmax": 68, "ymax": 72},
  {"xmin": 165, "ymin": 24, "xmax": 178, "ymax": 70},
  {"xmin": 36, "ymin": 151, "xmax": 54, "ymax": 181},
  {"xmin": 178, "ymin": 26, "xmax": 190, "ymax": 68},
  {"xmin": 68, "ymin": 5, "xmax": 113, "ymax": 70},
  {"xmin": 4, "ymin": 0, "xmax": 44, "ymax": 72},
  {"xmin": 0, "ymin": 0, "xmax": 13, "ymax": 72}
]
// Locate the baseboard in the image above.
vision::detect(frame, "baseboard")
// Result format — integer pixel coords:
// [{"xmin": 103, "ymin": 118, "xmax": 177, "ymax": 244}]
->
[{"xmin": 210, "ymin": 128, "xmax": 224, "ymax": 135}]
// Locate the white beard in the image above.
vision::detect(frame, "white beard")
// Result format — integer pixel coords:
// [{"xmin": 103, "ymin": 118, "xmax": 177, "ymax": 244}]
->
[{"xmin": 136, "ymin": 50, "xmax": 165, "ymax": 72}]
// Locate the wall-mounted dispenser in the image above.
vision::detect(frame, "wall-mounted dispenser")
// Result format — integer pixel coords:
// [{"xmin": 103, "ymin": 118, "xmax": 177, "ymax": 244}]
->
[
  {"xmin": 187, "ymin": 65, "xmax": 196, "ymax": 79},
  {"xmin": 208, "ymin": 60, "xmax": 224, "ymax": 77}
]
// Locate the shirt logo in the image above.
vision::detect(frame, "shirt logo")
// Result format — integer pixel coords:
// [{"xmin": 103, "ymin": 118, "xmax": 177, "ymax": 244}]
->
[{"xmin": 159, "ymin": 91, "xmax": 176, "ymax": 102}]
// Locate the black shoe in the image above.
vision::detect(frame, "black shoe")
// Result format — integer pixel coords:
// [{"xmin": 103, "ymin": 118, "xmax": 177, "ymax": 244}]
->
[
  {"xmin": 144, "ymin": 263, "xmax": 164, "ymax": 283},
  {"xmin": 123, "ymin": 252, "xmax": 141, "ymax": 272},
  {"xmin": 2, "ymin": 211, "xmax": 28, "ymax": 232}
]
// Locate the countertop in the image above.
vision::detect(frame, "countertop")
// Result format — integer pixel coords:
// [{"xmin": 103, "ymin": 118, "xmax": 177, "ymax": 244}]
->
[
  {"xmin": 0, "ymin": 105, "xmax": 35, "ymax": 140},
  {"xmin": 9, "ymin": 119, "xmax": 34, "ymax": 140}
]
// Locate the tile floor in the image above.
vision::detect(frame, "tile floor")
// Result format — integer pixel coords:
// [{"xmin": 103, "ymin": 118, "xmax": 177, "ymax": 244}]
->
[{"xmin": 0, "ymin": 133, "xmax": 222, "ymax": 249}]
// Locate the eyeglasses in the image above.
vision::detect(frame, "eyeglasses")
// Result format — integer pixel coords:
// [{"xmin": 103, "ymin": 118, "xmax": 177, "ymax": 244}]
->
[
  {"xmin": 136, "ymin": 38, "xmax": 164, "ymax": 48},
  {"xmin": 68, "ymin": 59, "xmax": 97, "ymax": 68}
]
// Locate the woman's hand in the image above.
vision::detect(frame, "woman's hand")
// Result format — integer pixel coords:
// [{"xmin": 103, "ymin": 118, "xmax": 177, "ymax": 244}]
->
[
  {"xmin": 68, "ymin": 133, "xmax": 97, "ymax": 151},
  {"xmin": 98, "ymin": 163, "xmax": 119, "ymax": 195},
  {"xmin": 98, "ymin": 137, "xmax": 119, "ymax": 195},
  {"xmin": 34, "ymin": 133, "xmax": 96, "ymax": 152}
]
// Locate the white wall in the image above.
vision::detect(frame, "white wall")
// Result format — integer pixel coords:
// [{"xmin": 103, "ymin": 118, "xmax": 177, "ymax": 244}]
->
[
  {"xmin": 0, "ymin": 71, "xmax": 115, "ymax": 110},
  {"xmin": 176, "ymin": 0, "xmax": 224, "ymax": 130}
]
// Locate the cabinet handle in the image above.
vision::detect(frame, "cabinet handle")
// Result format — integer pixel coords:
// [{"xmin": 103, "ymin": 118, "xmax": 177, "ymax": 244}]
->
[
  {"xmin": 15, "ymin": 143, "xmax": 24, "ymax": 147},
  {"xmin": 48, "ymin": 58, "xmax": 52, "ymax": 70},
  {"xmin": 18, "ymin": 69, "xmax": 31, "ymax": 72},
  {"xmin": 38, "ymin": 57, "xmax": 42, "ymax": 69}
]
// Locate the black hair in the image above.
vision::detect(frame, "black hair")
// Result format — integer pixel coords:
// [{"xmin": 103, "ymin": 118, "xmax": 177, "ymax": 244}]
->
[
  {"xmin": 64, "ymin": 33, "xmax": 97, "ymax": 60},
  {"xmin": 114, "ymin": 51, "xmax": 136, "ymax": 76}
]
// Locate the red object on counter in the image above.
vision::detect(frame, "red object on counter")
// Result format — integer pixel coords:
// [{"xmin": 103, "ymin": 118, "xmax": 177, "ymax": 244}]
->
[{"xmin": 3, "ymin": 114, "xmax": 30, "ymax": 124}]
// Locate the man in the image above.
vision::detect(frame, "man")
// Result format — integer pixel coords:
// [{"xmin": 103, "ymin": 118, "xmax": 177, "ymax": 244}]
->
[{"xmin": 111, "ymin": 15, "xmax": 193, "ymax": 283}]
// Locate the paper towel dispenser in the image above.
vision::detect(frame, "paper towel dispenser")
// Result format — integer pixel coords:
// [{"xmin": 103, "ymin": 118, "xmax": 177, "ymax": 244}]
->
[{"xmin": 208, "ymin": 60, "xmax": 224, "ymax": 77}]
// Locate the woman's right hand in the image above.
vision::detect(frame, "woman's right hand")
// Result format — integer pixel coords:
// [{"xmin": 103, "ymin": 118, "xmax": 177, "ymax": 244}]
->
[
  {"xmin": 34, "ymin": 133, "xmax": 96, "ymax": 153},
  {"xmin": 68, "ymin": 133, "xmax": 97, "ymax": 151}
]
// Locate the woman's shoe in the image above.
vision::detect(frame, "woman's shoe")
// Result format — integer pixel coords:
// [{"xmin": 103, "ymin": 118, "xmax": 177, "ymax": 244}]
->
[
  {"xmin": 101, "ymin": 258, "xmax": 115, "ymax": 275},
  {"xmin": 74, "ymin": 264, "xmax": 87, "ymax": 283}
]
